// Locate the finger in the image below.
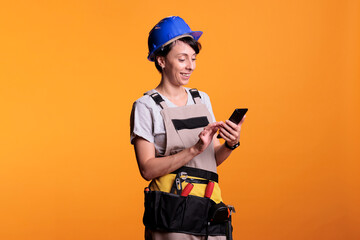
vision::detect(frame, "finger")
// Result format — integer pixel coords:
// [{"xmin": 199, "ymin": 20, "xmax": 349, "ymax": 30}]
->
[
  {"xmin": 203, "ymin": 122, "xmax": 217, "ymax": 132},
  {"xmin": 223, "ymin": 121, "xmax": 238, "ymax": 136},
  {"xmin": 225, "ymin": 120, "xmax": 241, "ymax": 132},
  {"xmin": 218, "ymin": 130, "xmax": 232, "ymax": 142},
  {"xmin": 199, "ymin": 128, "xmax": 208, "ymax": 137},
  {"xmin": 226, "ymin": 120, "xmax": 237, "ymax": 128},
  {"xmin": 219, "ymin": 128, "xmax": 237, "ymax": 141},
  {"xmin": 211, "ymin": 122, "xmax": 222, "ymax": 129},
  {"xmin": 201, "ymin": 126, "xmax": 215, "ymax": 139},
  {"xmin": 229, "ymin": 120, "xmax": 243, "ymax": 135},
  {"xmin": 207, "ymin": 124, "xmax": 221, "ymax": 136},
  {"xmin": 209, "ymin": 127, "xmax": 219, "ymax": 137},
  {"xmin": 203, "ymin": 122, "xmax": 218, "ymax": 132},
  {"xmin": 215, "ymin": 121, "xmax": 223, "ymax": 127}
]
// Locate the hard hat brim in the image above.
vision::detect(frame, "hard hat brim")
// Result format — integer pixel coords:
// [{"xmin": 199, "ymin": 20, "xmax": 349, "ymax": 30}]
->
[{"xmin": 147, "ymin": 31, "xmax": 203, "ymax": 62}]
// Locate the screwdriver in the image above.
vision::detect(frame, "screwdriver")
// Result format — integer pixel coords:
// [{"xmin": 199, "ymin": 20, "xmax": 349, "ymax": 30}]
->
[
  {"xmin": 205, "ymin": 181, "xmax": 214, "ymax": 198},
  {"xmin": 181, "ymin": 183, "xmax": 194, "ymax": 197}
]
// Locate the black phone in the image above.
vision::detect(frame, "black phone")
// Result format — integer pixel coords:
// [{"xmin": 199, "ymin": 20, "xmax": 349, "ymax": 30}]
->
[{"xmin": 217, "ymin": 108, "xmax": 248, "ymax": 138}]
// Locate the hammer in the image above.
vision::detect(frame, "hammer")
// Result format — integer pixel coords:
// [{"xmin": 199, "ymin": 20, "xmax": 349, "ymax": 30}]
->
[{"xmin": 226, "ymin": 205, "xmax": 236, "ymax": 240}]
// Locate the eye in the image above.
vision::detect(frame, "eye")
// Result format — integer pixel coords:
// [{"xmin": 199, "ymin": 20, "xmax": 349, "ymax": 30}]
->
[{"xmin": 178, "ymin": 59, "xmax": 185, "ymax": 62}]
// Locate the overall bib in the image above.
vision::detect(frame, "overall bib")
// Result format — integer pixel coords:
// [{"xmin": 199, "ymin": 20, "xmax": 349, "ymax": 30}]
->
[{"xmin": 143, "ymin": 89, "xmax": 230, "ymax": 240}]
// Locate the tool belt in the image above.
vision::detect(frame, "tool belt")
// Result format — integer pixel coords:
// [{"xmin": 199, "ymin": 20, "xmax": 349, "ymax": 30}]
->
[
  {"xmin": 143, "ymin": 166, "xmax": 232, "ymax": 236},
  {"xmin": 149, "ymin": 166, "xmax": 223, "ymax": 204}
]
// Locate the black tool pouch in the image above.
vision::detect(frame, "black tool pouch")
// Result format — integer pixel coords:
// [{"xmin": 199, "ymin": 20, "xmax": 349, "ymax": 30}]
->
[
  {"xmin": 208, "ymin": 202, "xmax": 229, "ymax": 223},
  {"xmin": 143, "ymin": 189, "xmax": 227, "ymax": 236}
]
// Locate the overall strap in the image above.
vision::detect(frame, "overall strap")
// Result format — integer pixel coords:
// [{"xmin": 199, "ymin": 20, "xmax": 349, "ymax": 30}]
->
[
  {"xmin": 189, "ymin": 88, "xmax": 202, "ymax": 104},
  {"xmin": 149, "ymin": 92, "xmax": 168, "ymax": 109}
]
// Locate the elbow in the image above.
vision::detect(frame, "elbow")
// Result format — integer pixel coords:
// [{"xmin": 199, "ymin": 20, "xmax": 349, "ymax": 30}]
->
[
  {"xmin": 140, "ymin": 168, "xmax": 153, "ymax": 181},
  {"xmin": 141, "ymin": 174, "xmax": 152, "ymax": 182}
]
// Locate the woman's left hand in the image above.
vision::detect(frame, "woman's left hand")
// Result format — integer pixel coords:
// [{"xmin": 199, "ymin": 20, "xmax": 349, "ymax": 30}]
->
[
  {"xmin": 218, "ymin": 116, "xmax": 246, "ymax": 147},
  {"xmin": 194, "ymin": 122, "xmax": 221, "ymax": 153}
]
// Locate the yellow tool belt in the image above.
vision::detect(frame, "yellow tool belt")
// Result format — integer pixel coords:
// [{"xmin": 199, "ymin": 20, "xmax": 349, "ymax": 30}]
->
[
  {"xmin": 143, "ymin": 167, "xmax": 230, "ymax": 236},
  {"xmin": 149, "ymin": 166, "xmax": 223, "ymax": 204}
]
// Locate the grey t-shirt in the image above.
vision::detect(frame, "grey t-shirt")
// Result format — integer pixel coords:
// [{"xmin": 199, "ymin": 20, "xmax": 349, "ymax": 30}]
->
[{"xmin": 130, "ymin": 88, "xmax": 216, "ymax": 156}]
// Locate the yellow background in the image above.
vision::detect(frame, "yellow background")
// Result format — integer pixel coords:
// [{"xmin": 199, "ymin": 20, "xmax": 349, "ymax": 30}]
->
[{"xmin": 1, "ymin": 0, "xmax": 359, "ymax": 239}]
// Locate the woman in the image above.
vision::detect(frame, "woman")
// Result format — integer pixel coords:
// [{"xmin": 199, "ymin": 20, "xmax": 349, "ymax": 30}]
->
[{"xmin": 130, "ymin": 16, "xmax": 245, "ymax": 240}]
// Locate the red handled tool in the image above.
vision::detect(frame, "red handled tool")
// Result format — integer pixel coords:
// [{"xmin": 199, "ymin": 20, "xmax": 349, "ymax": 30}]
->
[
  {"xmin": 205, "ymin": 181, "xmax": 214, "ymax": 198},
  {"xmin": 181, "ymin": 183, "xmax": 194, "ymax": 196}
]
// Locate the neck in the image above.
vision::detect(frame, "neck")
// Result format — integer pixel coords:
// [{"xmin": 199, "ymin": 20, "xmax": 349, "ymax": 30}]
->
[
  {"xmin": 156, "ymin": 79, "xmax": 185, "ymax": 99},
  {"xmin": 155, "ymin": 78, "xmax": 188, "ymax": 106}
]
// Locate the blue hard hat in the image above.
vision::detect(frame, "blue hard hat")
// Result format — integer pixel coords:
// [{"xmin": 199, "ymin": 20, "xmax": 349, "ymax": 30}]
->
[{"xmin": 147, "ymin": 16, "xmax": 203, "ymax": 62}]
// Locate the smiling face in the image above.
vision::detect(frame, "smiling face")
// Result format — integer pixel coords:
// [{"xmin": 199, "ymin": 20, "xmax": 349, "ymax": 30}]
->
[{"xmin": 157, "ymin": 40, "xmax": 197, "ymax": 87}]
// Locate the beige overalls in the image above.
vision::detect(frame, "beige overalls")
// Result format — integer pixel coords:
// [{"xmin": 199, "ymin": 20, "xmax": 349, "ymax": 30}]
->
[{"xmin": 143, "ymin": 89, "xmax": 228, "ymax": 240}]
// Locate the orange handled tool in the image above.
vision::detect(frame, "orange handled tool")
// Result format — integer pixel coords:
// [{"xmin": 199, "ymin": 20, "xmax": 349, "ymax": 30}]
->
[
  {"xmin": 181, "ymin": 183, "xmax": 194, "ymax": 196},
  {"xmin": 205, "ymin": 181, "xmax": 214, "ymax": 198}
]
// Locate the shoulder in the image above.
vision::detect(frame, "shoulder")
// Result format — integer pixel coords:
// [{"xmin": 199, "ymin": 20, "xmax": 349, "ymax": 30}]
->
[
  {"xmin": 186, "ymin": 88, "xmax": 211, "ymax": 104},
  {"xmin": 198, "ymin": 90, "xmax": 211, "ymax": 102},
  {"xmin": 133, "ymin": 90, "xmax": 161, "ymax": 111}
]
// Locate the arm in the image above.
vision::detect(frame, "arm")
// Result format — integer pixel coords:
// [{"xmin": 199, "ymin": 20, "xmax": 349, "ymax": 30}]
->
[
  {"xmin": 134, "ymin": 122, "xmax": 221, "ymax": 181},
  {"xmin": 213, "ymin": 116, "xmax": 246, "ymax": 166}
]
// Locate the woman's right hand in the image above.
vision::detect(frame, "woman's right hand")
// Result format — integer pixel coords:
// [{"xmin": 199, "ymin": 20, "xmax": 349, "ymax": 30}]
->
[
  {"xmin": 134, "ymin": 122, "xmax": 221, "ymax": 181},
  {"xmin": 193, "ymin": 122, "xmax": 221, "ymax": 154}
]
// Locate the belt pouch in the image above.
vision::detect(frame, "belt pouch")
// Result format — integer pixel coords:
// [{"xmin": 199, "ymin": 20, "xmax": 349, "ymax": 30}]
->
[
  {"xmin": 143, "ymin": 189, "xmax": 213, "ymax": 234},
  {"xmin": 208, "ymin": 202, "xmax": 229, "ymax": 223}
]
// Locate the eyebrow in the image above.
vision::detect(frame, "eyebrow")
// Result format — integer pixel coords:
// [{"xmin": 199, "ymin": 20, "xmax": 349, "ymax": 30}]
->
[{"xmin": 176, "ymin": 53, "xmax": 197, "ymax": 57}]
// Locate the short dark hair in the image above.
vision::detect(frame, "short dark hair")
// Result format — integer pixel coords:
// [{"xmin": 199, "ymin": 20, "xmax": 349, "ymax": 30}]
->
[{"xmin": 154, "ymin": 37, "xmax": 202, "ymax": 73}]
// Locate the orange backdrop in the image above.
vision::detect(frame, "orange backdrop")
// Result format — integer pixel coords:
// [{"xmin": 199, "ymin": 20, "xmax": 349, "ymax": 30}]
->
[{"xmin": 1, "ymin": 0, "xmax": 359, "ymax": 239}]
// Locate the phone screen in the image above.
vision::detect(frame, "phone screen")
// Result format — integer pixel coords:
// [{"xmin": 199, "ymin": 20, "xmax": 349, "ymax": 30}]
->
[{"xmin": 229, "ymin": 108, "xmax": 248, "ymax": 124}]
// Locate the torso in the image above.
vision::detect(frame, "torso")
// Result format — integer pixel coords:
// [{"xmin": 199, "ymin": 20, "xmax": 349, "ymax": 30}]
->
[{"xmin": 131, "ymin": 88, "xmax": 216, "ymax": 157}]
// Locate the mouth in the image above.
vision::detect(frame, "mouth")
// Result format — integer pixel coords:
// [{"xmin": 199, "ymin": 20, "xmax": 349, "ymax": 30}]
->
[{"xmin": 181, "ymin": 73, "xmax": 191, "ymax": 77}]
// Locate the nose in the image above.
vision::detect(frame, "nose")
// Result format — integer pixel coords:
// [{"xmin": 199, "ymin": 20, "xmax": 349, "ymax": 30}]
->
[{"xmin": 186, "ymin": 59, "xmax": 195, "ymax": 71}]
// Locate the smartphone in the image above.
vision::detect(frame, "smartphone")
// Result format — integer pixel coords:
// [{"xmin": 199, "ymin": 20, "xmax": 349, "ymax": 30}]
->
[{"xmin": 217, "ymin": 108, "xmax": 248, "ymax": 138}]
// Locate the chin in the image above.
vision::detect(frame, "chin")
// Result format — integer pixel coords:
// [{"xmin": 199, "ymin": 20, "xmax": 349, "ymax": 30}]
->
[
  {"xmin": 180, "ymin": 81, "xmax": 190, "ymax": 86},
  {"xmin": 180, "ymin": 78, "xmax": 190, "ymax": 85}
]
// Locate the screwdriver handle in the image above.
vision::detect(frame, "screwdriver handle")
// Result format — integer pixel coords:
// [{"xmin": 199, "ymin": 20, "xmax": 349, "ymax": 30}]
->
[
  {"xmin": 181, "ymin": 183, "xmax": 194, "ymax": 196},
  {"xmin": 205, "ymin": 181, "xmax": 214, "ymax": 198}
]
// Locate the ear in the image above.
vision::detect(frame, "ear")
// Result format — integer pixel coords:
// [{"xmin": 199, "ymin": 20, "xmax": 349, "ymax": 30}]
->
[{"xmin": 156, "ymin": 56, "xmax": 166, "ymax": 69}]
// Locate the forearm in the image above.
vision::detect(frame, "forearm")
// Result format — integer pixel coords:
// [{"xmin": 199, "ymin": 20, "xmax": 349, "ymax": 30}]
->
[
  {"xmin": 135, "ymin": 142, "xmax": 201, "ymax": 181},
  {"xmin": 214, "ymin": 143, "xmax": 233, "ymax": 166},
  {"xmin": 214, "ymin": 118, "xmax": 245, "ymax": 165},
  {"xmin": 135, "ymin": 123, "xmax": 221, "ymax": 181}
]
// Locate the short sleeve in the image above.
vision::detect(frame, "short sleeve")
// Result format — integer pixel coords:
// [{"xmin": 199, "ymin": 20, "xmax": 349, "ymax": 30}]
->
[
  {"xmin": 130, "ymin": 101, "xmax": 154, "ymax": 144},
  {"xmin": 199, "ymin": 91, "xmax": 216, "ymax": 123}
]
